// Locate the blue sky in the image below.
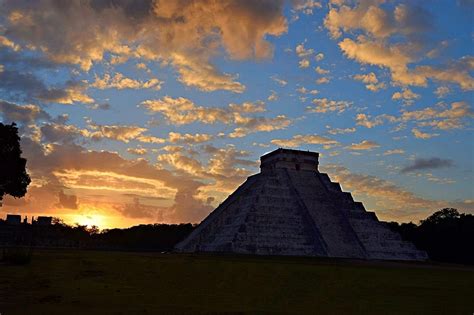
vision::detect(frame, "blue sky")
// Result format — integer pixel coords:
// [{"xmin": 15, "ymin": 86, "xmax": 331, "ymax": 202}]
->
[{"xmin": 0, "ymin": 0, "xmax": 472, "ymax": 228}]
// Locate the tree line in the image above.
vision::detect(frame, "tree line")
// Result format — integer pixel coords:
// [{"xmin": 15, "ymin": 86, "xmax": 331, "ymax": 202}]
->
[{"xmin": 387, "ymin": 208, "xmax": 474, "ymax": 264}]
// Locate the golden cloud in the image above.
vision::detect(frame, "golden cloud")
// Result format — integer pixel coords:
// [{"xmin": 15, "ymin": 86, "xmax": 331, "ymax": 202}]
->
[
  {"xmin": 91, "ymin": 72, "xmax": 163, "ymax": 90},
  {"xmin": 307, "ymin": 98, "xmax": 352, "ymax": 114},
  {"xmin": 142, "ymin": 96, "xmax": 291, "ymax": 137},
  {"xmin": 346, "ymin": 140, "xmax": 380, "ymax": 150},
  {"xmin": 330, "ymin": 2, "xmax": 473, "ymax": 90},
  {"xmin": 2, "ymin": 0, "xmax": 287, "ymax": 92},
  {"xmin": 271, "ymin": 134, "xmax": 339, "ymax": 148}
]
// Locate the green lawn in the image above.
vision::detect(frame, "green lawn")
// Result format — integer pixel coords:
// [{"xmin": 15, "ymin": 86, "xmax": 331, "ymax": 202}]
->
[{"xmin": 1, "ymin": 249, "xmax": 473, "ymax": 314}]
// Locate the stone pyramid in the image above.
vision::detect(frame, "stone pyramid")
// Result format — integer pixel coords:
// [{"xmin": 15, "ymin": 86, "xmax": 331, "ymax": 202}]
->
[{"xmin": 176, "ymin": 148, "xmax": 427, "ymax": 261}]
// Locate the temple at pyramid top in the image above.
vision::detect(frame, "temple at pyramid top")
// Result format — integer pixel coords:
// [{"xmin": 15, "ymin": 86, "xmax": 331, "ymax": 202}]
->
[
  {"xmin": 176, "ymin": 148, "xmax": 427, "ymax": 261},
  {"xmin": 260, "ymin": 148, "xmax": 319, "ymax": 173}
]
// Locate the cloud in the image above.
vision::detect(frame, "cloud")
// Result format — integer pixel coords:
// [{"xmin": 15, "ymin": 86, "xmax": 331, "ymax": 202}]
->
[
  {"xmin": 57, "ymin": 190, "xmax": 78, "ymax": 209},
  {"xmin": 271, "ymin": 134, "xmax": 339, "ymax": 148},
  {"xmin": 411, "ymin": 128, "xmax": 439, "ymax": 139},
  {"xmin": 171, "ymin": 54, "xmax": 245, "ymax": 93},
  {"xmin": 2, "ymin": 0, "xmax": 287, "ymax": 92},
  {"xmin": 202, "ymin": 145, "xmax": 258, "ymax": 189},
  {"xmin": 401, "ymin": 158, "xmax": 454, "ymax": 173},
  {"xmin": 127, "ymin": 147, "xmax": 147, "ymax": 156},
  {"xmin": 228, "ymin": 115, "xmax": 291, "ymax": 138},
  {"xmin": 354, "ymin": 72, "xmax": 378, "ymax": 84},
  {"xmin": 320, "ymin": 163, "xmax": 472, "ymax": 222},
  {"xmin": 346, "ymin": 140, "xmax": 380, "ymax": 150},
  {"xmin": 228, "ymin": 101, "xmax": 266, "ymax": 113},
  {"xmin": 267, "ymin": 90, "xmax": 278, "ymax": 101},
  {"xmin": 293, "ymin": 0, "xmax": 322, "ymax": 15},
  {"xmin": 116, "ymin": 197, "xmax": 163, "ymax": 219},
  {"xmin": 10, "ymin": 137, "xmax": 217, "ymax": 224},
  {"xmin": 0, "ymin": 35, "xmax": 20, "ymax": 51},
  {"xmin": 338, "ymin": 37, "xmax": 415, "ymax": 82},
  {"xmin": 383, "ymin": 149, "xmax": 405, "ymax": 156},
  {"xmin": 356, "ymin": 114, "xmax": 383, "ymax": 128},
  {"xmin": 405, "ymin": 57, "xmax": 474, "ymax": 91},
  {"xmin": 356, "ymin": 101, "xmax": 472, "ymax": 133},
  {"xmin": 434, "ymin": 86, "xmax": 450, "ymax": 98},
  {"xmin": 142, "ymin": 96, "xmax": 290, "ymax": 138},
  {"xmin": 0, "ymin": 100, "xmax": 50, "ymax": 123},
  {"xmin": 271, "ymin": 75, "xmax": 288, "ymax": 86},
  {"xmin": 158, "ymin": 152, "xmax": 205, "ymax": 176},
  {"xmin": 307, "ymin": 98, "xmax": 352, "ymax": 114},
  {"xmin": 168, "ymin": 132, "xmax": 213, "ymax": 144},
  {"xmin": 91, "ymin": 72, "xmax": 163, "ymax": 90},
  {"xmin": 327, "ymin": 127, "xmax": 356, "ymax": 135},
  {"xmin": 295, "ymin": 43, "xmax": 314, "ymax": 58},
  {"xmin": 87, "ymin": 103, "xmax": 111, "ymax": 111},
  {"xmin": 365, "ymin": 82, "xmax": 386, "ymax": 92},
  {"xmin": 299, "ymin": 59, "xmax": 310, "ymax": 68},
  {"xmin": 324, "ymin": 1, "xmax": 431, "ymax": 39},
  {"xmin": 392, "ymin": 88, "xmax": 420, "ymax": 105},
  {"xmin": 156, "ymin": 145, "xmax": 257, "ymax": 219},
  {"xmin": 314, "ymin": 53, "xmax": 324, "ymax": 61},
  {"xmin": 315, "ymin": 77, "xmax": 330, "ymax": 84},
  {"xmin": 326, "ymin": 1, "xmax": 474, "ymax": 90},
  {"xmin": 403, "ymin": 101, "xmax": 472, "ymax": 130},
  {"xmin": 315, "ymin": 66, "xmax": 330, "ymax": 75},
  {"xmin": 142, "ymin": 97, "xmax": 265, "ymax": 125},
  {"xmin": 166, "ymin": 189, "xmax": 213, "ymax": 224},
  {"xmin": 86, "ymin": 123, "xmax": 149, "ymax": 143},
  {"xmin": 297, "ymin": 87, "xmax": 319, "ymax": 95},
  {"xmin": 353, "ymin": 72, "xmax": 386, "ymax": 91},
  {"xmin": 40, "ymin": 120, "xmax": 167, "ymax": 145},
  {"xmin": 0, "ymin": 69, "xmax": 93, "ymax": 104}
]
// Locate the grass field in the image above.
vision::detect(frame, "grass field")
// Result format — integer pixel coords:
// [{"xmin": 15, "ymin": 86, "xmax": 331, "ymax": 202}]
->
[{"xmin": 0, "ymin": 249, "xmax": 473, "ymax": 314}]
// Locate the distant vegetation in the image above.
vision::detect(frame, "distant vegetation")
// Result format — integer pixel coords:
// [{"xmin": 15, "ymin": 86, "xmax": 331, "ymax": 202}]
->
[
  {"xmin": 0, "ymin": 220, "xmax": 195, "ymax": 252},
  {"xmin": 1, "ymin": 208, "xmax": 473, "ymax": 264},
  {"xmin": 387, "ymin": 208, "xmax": 474, "ymax": 264}
]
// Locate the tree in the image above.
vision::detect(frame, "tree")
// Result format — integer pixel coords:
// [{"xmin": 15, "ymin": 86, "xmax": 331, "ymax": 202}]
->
[
  {"xmin": 52, "ymin": 217, "xmax": 66, "ymax": 226},
  {"xmin": 87, "ymin": 225, "xmax": 100, "ymax": 235},
  {"xmin": 420, "ymin": 208, "xmax": 460, "ymax": 225},
  {"xmin": 0, "ymin": 122, "xmax": 31, "ymax": 205}
]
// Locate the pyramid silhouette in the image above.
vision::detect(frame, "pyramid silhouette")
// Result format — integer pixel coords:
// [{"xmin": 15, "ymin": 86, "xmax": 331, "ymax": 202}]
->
[{"xmin": 176, "ymin": 148, "xmax": 427, "ymax": 260}]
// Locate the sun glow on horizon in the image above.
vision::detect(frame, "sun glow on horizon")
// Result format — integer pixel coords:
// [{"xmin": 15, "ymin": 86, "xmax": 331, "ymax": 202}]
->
[{"xmin": 69, "ymin": 213, "xmax": 106, "ymax": 229}]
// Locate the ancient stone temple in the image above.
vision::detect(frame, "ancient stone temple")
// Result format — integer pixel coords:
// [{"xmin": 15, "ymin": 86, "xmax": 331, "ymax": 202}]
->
[{"xmin": 176, "ymin": 148, "xmax": 427, "ymax": 261}]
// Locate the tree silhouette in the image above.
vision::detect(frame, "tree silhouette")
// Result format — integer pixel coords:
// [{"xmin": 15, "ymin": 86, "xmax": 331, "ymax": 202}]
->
[
  {"xmin": 420, "ymin": 207, "xmax": 460, "ymax": 225},
  {"xmin": 388, "ymin": 208, "xmax": 474, "ymax": 264},
  {"xmin": 0, "ymin": 122, "xmax": 31, "ymax": 205}
]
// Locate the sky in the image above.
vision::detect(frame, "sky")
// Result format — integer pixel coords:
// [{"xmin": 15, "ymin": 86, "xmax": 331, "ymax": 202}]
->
[{"xmin": 0, "ymin": 0, "xmax": 472, "ymax": 229}]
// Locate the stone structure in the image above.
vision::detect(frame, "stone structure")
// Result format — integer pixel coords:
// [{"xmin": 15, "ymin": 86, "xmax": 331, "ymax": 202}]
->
[
  {"xmin": 36, "ymin": 216, "xmax": 53, "ymax": 226},
  {"xmin": 176, "ymin": 148, "xmax": 427, "ymax": 261},
  {"xmin": 6, "ymin": 214, "xmax": 21, "ymax": 225}
]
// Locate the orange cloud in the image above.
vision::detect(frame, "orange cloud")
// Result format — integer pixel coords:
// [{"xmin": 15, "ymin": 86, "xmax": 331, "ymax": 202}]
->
[
  {"xmin": 271, "ymin": 134, "xmax": 339, "ymax": 148},
  {"xmin": 91, "ymin": 72, "xmax": 163, "ymax": 90},
  {"xmin": 307, "ymin": 98, "xmax": 352, "ymax": 114},
  {"xmin": 2, "ymin": 0, "xmax": 287, "ymax": 92},
  {"xmin": 346, "ymin": 140, "xmax": 380, "ymax": 150}
]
